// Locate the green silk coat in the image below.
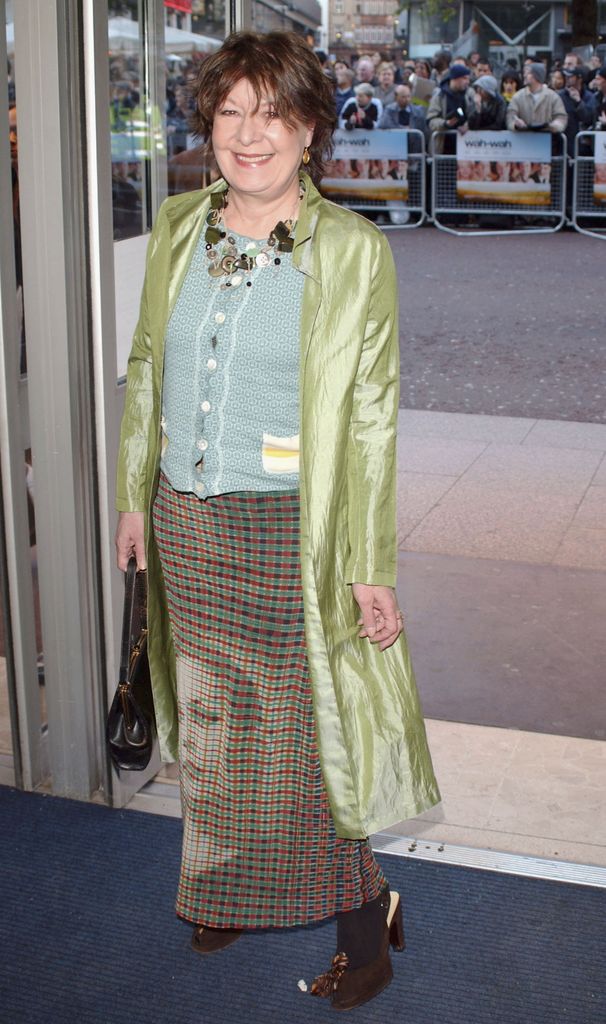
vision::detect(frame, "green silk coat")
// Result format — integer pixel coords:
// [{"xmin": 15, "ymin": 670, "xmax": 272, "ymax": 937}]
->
[{"xmin": 116, "ymin": 172, "xmax": 441, "ymax": 839}]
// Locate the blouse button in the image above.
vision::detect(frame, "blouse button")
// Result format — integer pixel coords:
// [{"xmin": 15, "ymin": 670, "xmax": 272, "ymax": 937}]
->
[
  {"xmin": 207, "ymin": 357, "xmax": 217, "ymax": 371},
  {"xmin": 214, "ymin": 311, "xmax": 226, "ymax": 324},
  {"xmin": 195, "ymin": 481, "xmax": 205, "ymax": 494},
  {"xmin": 201, "ymin": 400, "xmax": 211, "ymax": 413},
  {"xmin": 197, "ymin": 438, "xmax": 208, "ymax": 451}
]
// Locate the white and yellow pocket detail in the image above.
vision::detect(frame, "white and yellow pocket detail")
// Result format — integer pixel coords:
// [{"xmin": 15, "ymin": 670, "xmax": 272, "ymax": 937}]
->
[{"xmin": 262, "ymin": 433, "xmax": 299, "ymax": 475}]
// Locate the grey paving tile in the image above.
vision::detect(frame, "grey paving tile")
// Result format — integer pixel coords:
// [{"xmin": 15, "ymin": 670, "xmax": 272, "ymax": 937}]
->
[
  {"xmin": 522, "ymin": 419, "xmax": 606, "ymax": 452},
  {"xmin": 398, "ymin": 409, "xmax": 535, "ymax": 444},
  {"xmin": 396, "ymin": 472, "xmax": 457, "ymax": 544},
  {"xmin": 552, "ymin": 526, "xmax": 606, "ymax": 570},
  {"xmin": 402, "ymin": 483, "xmax": 578, "ymax": 563},
  {"xmin": 397, "ymin": 436, "xmax": 486, "ymax": 477},
  {"xmin": 397, "ymin": 551, "xmax": 606, "ymax": 740},
  {"xmin": 592, "ymin": 454, "xmax": 606, "ymax": 486},
  {"xmin": 572, "ymin": 486, "xmax": 606, "ymax": 530},
  {"xmin": 460, "ymin": 443, "xmax": 602, "ymax": 495}
]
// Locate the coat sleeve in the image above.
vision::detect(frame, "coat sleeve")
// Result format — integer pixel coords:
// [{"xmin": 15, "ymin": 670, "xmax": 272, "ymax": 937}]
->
[
  {"xmin": 426, "ymin": 88, "xmax": 447, "ymax": 132},
  {"xmin": 340, "ymin": 98, "xmax": 356, "ymax": 128},
  {"xmin": 345, "ymin": 231, "xmax": 399, "ymax": 588},
  {"xmin": 548, "ymin": 92, "xmax": 568, "ymax": 133},
  {"xmin": 506, "ymin": 94, "xmax": 520, "ymax": 130},
  {"xmin": 115, "ymin": 205, "xmax": 168, "ymax": 512}
]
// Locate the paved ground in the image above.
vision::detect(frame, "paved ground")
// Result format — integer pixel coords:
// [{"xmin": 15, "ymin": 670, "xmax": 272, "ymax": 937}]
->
[
  {"xmin": 389, "ymin": 228, "xmax": 606, "ymax": 423},
  {"xmin": 395, "ymin": 409, "xmax": 606, "ymax": 742}
]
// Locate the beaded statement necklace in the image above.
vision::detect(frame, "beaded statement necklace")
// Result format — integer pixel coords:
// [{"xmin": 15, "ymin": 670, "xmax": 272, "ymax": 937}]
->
[{"xmin": 204, "ymin": 186, "xmax": 302, "ymax": 290}]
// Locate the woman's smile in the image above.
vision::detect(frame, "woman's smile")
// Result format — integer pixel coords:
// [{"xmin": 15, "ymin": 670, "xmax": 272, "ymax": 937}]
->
[{"xmin": 233, "ymin": 152, "xmax": 274, "ymax": 166}]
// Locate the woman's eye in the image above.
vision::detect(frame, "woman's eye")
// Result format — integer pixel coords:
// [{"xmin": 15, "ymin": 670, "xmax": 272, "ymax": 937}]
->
[{"xmin": 220, "ymin": 108, "xmax": 237, "ymax": 116}]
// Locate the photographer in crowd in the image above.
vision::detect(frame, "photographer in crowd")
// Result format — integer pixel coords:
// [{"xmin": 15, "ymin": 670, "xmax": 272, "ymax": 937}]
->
[{"xmin": 427, "ymin": 64, "xmax": 475, "ymax": 153}]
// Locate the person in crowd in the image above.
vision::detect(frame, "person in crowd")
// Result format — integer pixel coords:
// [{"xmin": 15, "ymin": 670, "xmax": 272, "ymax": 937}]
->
[
  {"xmin": 559, "ymin": 66, "xmax": 596, "ymax": 154},
  {"xmin": 474, "ymin": 57, "xmax": 493, "ymax": 79},
  {"xmin": 469, "ymin": 51, "xmax": 481, "ymax": 69},
  {"xmin": 397, "ymin": 58, "xmax": 416, "ymax": 85},
  {"xmin": 314, "ymin": 49, "xmax": 329, "ymax": 70},
  {"xmin": 562, "ymin": 52, "xmax": 584, "ymax": 72},
  {"xmin": 587, "ymin": 53, "xmax": 602, "ymax": 88},
  {"xmin": 506, "ymin": 62, "xmax": 567, "ymax": 134},
  {"xmin": 432, "ymin": 50, "xmax": 451, "ymax": 84},
  {"xmin": 115, "ymin": 28, "xmax": 439, "ymax": 1014},
  {"xmin": 375, "ymin": 62, "xmax": 396, "ymax": 107},
  {"xmin": 427, "ymin": 64, "xmax": 475, "ymax": 152},
  {"xmin": 379, "ymin": 83, "xmax": 426, "ymax": 133},
  {"xmin": 549, "ymin": 69, "xmax": 565, "ymax": 91},
  {"xmin": 468, "ymin": 74, "xmax": 506, "ymax": 130},
  {"xmin": 500, "ymin": 70, "xmax": 522, "ymax": 103},
  {"xmin": 414, "ymin": 59, "xmax": 432, "ymax": 80},
  {"xmin": 590, "ymin": 65, "xmax": 606, "ymax": 129},
  {"xmin": 340, "ymin": 83, "xmax": 382, "ymax": 129},
  {"xmin": 166, "ymin": 84, "xmax": 192, "ymax": 158},
  {"xmin": 354, "ymin": 55, "xmax": 376, "ymax": 86},
  {"xmin": 334, "ymin": 62, "xmax": 355, "ymax": 117}
]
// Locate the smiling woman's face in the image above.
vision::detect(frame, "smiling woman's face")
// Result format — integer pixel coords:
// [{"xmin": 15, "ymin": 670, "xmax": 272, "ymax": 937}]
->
[{"xmin": 211, "ymin": 77, "xmax": 313, "ymax": 200}]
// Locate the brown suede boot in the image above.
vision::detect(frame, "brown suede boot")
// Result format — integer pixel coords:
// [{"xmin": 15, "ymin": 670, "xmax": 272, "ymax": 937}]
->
[
  {"xmin": 191, "ymin": 924, "xmax": 243, "ymax": 955},
  {"xmin": 311, "ymin": 888, "xmax": 405, "ymax": 1011}
]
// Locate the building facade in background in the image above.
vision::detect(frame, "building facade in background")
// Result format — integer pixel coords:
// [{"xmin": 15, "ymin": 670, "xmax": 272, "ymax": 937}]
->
[
  {"xmin": 327, "ymin": 0, "xmax": 606, "ymax": 66},
  {"xmin": 163, "ymin": 0, "xmax": 322, "ymax": 39},
  {"xmin": 329, "ymin": 0, "xmax": 399, "ymax": 55}
]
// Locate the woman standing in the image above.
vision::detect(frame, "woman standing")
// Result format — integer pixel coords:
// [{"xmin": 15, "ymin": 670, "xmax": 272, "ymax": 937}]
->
[{"xmin": 115, "ymin": 31, "xmax": 440, "ymax": 1011}]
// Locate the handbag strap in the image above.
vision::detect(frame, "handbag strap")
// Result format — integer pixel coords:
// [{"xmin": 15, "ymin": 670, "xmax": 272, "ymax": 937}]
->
[{"xmin": 119, "ymin": 557, "xmax": 138, "ymax": 684}]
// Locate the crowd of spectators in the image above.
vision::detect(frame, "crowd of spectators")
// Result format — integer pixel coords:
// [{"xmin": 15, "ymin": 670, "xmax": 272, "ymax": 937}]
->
[
  {"xmin": 101, "ymin": 45, "xmax": 606, "ymax": 233},
  {"xmin": 317, "ymin": 47, "xmax": 606, "ymax": 156}
]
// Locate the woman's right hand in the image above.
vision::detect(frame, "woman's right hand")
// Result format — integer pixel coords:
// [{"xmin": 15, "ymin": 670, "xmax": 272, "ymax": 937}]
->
[{"xmin": 115, "ymin": 511, "xmax": 146, "ymax": 571}]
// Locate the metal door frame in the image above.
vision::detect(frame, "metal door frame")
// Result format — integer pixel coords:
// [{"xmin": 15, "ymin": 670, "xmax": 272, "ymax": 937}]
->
[{"xmin": 9, "ymin": 0, "xmax": 108, "ymax": 800}]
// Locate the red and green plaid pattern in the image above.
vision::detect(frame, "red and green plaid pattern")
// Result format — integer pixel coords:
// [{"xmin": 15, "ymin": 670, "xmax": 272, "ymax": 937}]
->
[{"xmin": 152, "ymin": 473, "xmax": 386, "ymax": 929}]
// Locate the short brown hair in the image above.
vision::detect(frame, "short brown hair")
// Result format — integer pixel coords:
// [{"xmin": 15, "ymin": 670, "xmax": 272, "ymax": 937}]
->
[{"xmin": 190, "ymin": 31, "xmax": 337, "ymax": 183}]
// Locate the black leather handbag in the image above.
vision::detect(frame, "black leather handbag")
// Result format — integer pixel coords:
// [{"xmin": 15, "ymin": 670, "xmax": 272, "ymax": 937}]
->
[{"xmin": 106, "ymin": 557, "xmax": 156, "ymax": 771}]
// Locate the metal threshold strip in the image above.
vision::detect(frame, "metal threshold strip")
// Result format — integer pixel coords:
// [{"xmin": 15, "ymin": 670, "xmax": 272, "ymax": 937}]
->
[
  {"xmin": 372, "ymin": 832, "xmax": 606, "ymax": 890},
  {"xmin": 127, "ymin": 779, "xmax": 606, "ymax": 890}
]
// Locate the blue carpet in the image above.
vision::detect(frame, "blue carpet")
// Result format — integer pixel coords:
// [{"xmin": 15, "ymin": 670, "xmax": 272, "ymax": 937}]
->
[{"xmin": 0, "ymin": 786, "xmax": 604, "ymax": 1024}]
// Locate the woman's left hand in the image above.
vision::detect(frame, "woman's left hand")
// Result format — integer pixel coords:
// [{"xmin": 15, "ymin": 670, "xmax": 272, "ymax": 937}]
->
[{"xmin": 352, "ymin": 583, "xmax": 404, "ymax": 652}]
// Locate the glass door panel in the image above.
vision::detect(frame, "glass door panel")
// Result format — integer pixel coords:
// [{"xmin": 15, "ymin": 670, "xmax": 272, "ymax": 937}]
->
[
  {"xmin": 1, "ymin": 5, "xmax": 47, "ymax": 788},
  {"xmin": 90, "ymin": 0, "xmax": 227, "ymax": 806}
]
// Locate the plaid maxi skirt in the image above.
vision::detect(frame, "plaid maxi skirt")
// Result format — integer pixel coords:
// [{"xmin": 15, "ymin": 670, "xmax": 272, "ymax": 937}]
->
[{"xmin": 152, "ymin": 472, "xmax": 387, "ymax": 929}]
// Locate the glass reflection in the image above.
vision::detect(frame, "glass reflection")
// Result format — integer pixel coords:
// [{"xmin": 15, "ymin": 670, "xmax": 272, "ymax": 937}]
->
[
  {"xmin": 3, "ymin": 13, "xmax": 47, "ymax": 766},
  {"xmin": 109, "ymin": 0, "xmax": 224, "ymax": 239}
]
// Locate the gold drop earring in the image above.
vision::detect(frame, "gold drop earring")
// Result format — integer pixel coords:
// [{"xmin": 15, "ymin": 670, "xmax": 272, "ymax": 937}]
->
[{"xmin": 302, "ymin": 146, "xmax": 310, "ymax": 165}]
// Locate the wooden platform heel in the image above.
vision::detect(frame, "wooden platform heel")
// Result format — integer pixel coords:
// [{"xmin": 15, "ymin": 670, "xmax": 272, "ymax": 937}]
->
[{"xmin": 311, "ymin": 889, "xmax": 406, "ymax": 1012}]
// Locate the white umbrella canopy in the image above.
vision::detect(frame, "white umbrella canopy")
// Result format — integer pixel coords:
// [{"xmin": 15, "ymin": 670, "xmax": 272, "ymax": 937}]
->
[
  {"xmin": 6, "ymin": 17, "xmax": 220, "ymax": 56},
  {"xmin": 108, "ymin": 16, "xmax": 220, "ymax": 54}
]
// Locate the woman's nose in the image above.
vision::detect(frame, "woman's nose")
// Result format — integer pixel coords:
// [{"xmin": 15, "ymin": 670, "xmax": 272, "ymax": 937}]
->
[{"xmin": 236, "ymin": 113, "xmax": 265, "ymax": 146}]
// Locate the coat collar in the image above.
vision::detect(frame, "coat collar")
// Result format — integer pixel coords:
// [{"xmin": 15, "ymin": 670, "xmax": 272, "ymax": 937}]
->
[{"xmin": 163, "ymin": 171, "xmax": 322, "ymax": 317}]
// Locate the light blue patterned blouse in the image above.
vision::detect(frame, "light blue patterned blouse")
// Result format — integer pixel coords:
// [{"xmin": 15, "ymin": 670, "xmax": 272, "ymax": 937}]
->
[{"xmin": 160, "ymin": 226, "xmax": 305, "ymax": 498}]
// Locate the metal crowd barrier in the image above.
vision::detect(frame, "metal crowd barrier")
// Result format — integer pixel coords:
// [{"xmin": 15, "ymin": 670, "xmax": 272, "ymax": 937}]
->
[
  {"xmin": 429, "ymin": 130, "xmax": 567, "ymax": 236},
  {"xmin": 321, "ymin": 128, "xmax": 426, "ymax": 229},
  {"xmin": 572, "ymin": 132, "xmax": 606, "ymax": 240}
]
